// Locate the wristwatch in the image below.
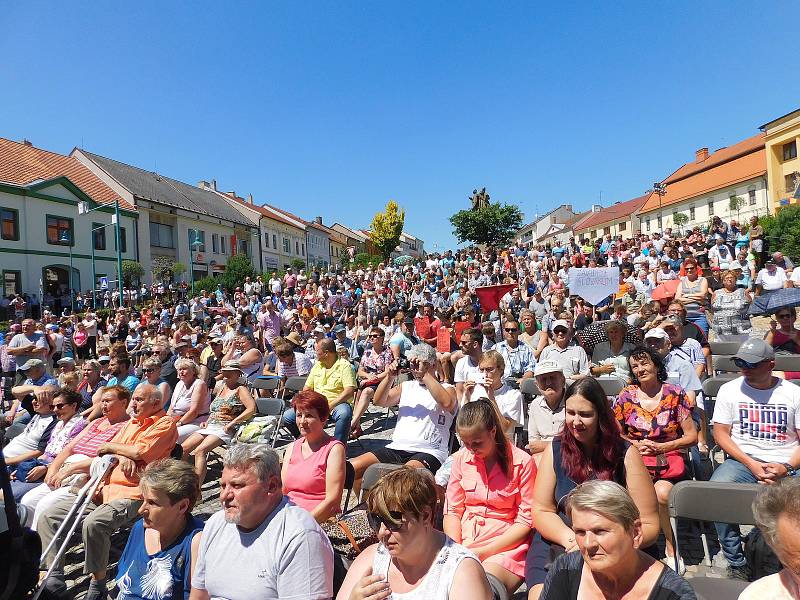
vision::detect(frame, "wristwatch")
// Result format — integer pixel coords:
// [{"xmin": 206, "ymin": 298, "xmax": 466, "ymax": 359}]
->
[{"xmin": 781, "ymin": 462, "xmax": 796, "ymax": 476}]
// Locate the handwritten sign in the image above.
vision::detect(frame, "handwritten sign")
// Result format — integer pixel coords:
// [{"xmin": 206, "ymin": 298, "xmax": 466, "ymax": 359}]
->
[
  {"xmin": 436, "ymin": 327, "xmax": 452, "ymax": 353},
  {"xmin": 568, "ymin": 267, "xmax": 620, "ymax": 305}
]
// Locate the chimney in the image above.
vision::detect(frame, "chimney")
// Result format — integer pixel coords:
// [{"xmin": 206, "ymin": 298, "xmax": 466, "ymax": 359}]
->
[
  {"xmin": 198, "ymin": 180, "xmax": 209, "ymax": 189},
  {"xmin": 315, "ymin": 216, "xmax": 323, "ymax": 224},
  {"xmin": 591, "ymin": 204, "xmax": 602, "ymax": 213},
  {"xmin": 228, "ymin": 190, "xmax": 236, "ymax": 199},
  {"xmin": 211, "ymin": 179, "xmax": 217, "ymax": 191},
  {"xmin": 248, "ymin": 194, "xmax": 254, "ymax": 204},
  {"xmin": 21, "ymin": 139, "xmax": 32, "ymax": 146},
  {"xmin": 695, "ymin": 148, "xmax": 709, "ymax": 163}
]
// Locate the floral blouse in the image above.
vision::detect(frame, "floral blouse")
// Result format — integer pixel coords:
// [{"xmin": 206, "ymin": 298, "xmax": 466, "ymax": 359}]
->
[{"xmin": 613, "ymin": 383, "xmax": 691, "ymax": 444}]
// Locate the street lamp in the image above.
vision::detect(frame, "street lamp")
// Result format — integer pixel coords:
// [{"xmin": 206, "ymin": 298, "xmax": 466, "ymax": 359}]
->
[
  {"xmin": 78, "ymin": 198, "xmax": 123, "ymax": 308},
  {"xmin": 189, "ymin": 229, "xmax": 203, "ymax": 296},
  {"xmin": 59, "ymin": 230, "xmax": 74, "ymax": 312},
  {"xmin": 651, "ymin": 182, "xmax": 667, "ymax": 230}
]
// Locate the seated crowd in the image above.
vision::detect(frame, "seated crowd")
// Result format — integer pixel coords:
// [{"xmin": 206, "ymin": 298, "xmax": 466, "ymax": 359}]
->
[{"xmin": 1, "ymin": 232, "xmax": 800, "ymax": 600}]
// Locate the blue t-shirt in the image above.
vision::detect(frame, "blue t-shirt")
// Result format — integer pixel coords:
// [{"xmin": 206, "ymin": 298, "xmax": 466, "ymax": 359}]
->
[
  {"xmin": 116, "ymin": 516, "xmax": 204, "ymax": 600},
  {"xmin": 107, "ymin": 374, "xmax": 140, "ymax": 393}
]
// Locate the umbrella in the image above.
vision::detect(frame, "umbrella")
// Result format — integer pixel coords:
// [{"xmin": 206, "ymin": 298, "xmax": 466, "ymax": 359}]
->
[
  {"xmin": 651, "ymin": 280, "xmax": 680, "ymax": 302},
  {"xmin": 747, "ymin": 288, "xmax": 800, "ymax": 316},
  {"xmin": 393, "ymin": 255, "xmax": 413, "ymax": 266},
  {"xmin": 576, "ymin": 319, "xmax": 643, "ymax": 357}
]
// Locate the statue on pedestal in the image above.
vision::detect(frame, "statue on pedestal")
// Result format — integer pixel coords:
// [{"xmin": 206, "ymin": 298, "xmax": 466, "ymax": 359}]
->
[{"xmin": 470, "ymin": 188, "xmax": 490, "ymax": 211}]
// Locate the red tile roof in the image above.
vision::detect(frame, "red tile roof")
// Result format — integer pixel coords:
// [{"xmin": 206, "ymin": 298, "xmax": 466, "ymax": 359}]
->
[
  {"xmin": 0, "ymin": 138, "xmax": 134, "ymax": 211},
  {"xmin": 640, "ymin": 134, "xmax": 766, "ymax": 213},
  {"xmin": 575, "ymin": 195, "xmax": 649, "ymax": 231}
]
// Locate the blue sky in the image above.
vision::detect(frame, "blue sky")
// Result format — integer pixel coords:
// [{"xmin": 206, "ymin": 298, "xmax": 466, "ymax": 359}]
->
[{"xmin": 2, "ymin": 2, "xmax": 797, "ymax": 250}]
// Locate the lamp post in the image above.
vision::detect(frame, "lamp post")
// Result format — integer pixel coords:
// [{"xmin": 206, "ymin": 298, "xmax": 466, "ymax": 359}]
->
[
  {"xmin": 59, "ymin": 230, "xmax": 74, "ymax": 312},
  {"xmin": 189, "ymin": 229, "xmax": 203, "ymax": 296},
  {"xmin": 78, "ymin": 199, "xmax": 124, "ymax": 308},
  {"xmin": 652, "ymin": 182, "xmax": 667, "ymax": 230}
]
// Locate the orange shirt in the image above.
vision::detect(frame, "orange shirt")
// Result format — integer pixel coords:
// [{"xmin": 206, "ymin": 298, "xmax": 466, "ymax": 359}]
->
[{"xmin": 101, "ymin": 411, "xmax": 178, "ymax": 503}]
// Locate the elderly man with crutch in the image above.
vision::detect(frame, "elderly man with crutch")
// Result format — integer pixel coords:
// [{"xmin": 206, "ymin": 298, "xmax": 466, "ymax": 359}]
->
[{"xmin": 37, "ymin": 383, "xmax": 178, "ymax": 600}]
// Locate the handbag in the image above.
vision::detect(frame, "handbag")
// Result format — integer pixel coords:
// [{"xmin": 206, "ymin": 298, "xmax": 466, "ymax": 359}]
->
[
  {"xmin": 321, "ymin": 504, "xmax": 378, "ymax": 560},
  {"xmin": 641, "ymin": 450, "xmax": 686, "ymax": 481}
]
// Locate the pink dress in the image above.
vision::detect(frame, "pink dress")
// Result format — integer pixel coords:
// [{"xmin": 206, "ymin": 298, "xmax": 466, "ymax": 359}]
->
[
  {"xmin": 445, "ymin": 445, "xmax": 536, "ymax": 578},
  {"xmin": 284, "ymin": 436, "xmax": 343, "ymax": 512}
]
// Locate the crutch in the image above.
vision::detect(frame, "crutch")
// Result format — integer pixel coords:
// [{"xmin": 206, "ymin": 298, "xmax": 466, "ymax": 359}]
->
[{"xmin": 32, "ymin": 454, "xmax": 118, "ymax": 599}]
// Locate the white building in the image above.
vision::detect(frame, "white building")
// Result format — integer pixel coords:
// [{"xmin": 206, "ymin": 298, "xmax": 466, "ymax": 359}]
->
[
  {"xmin": 0, "ymin": 138, "xmax": 138, "ymax": 306},
  {"xmin": 517, "ymin": 204, "xmax": 577, "ymax": 246}
]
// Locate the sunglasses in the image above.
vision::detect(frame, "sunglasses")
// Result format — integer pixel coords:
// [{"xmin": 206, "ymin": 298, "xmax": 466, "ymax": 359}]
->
[
  {"xmin": 53, "ymin": 403, "xmax": 71, "ymax": 410},
  {"xmin": 504, "ymin": 328, "xmax": 519, "ymax": 333},
  {"xmin": 733, "ymin": 358, "xmax": 767, "ymax": 370},
  {"xmin": 368, "ymin": 334, "xmax": 382, "ymax": 339},
  {"xmin": 142, "ymin": 368, "xmax": 156, "ymax": 374},
  {"xmin": 553, "ymin": 328, "xmax": 568, "ymax": 335},
  {"xmin": 367, "ymin": 510, "xmax": 404, "ymax": 533}
]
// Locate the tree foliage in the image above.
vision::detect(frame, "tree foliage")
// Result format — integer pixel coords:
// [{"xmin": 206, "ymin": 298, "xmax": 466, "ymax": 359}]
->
[
  {"xmin": 151, "ymin": 256, "xmax": 180, "ymax": 283},
  {"xmin": 121, "ymin": 260, "xmax": 145, "ymax": 287},
  {"xmin": 761, "ymin": 205, "xmax": 800, "ymax": 262},
  {"xmin": 370, "ymin": 200, "xmax": 405, "ymax": 262},
  {"xmin": 450, "ymin": 201, "xmax": 524, "ymax": 247},
  {"xmin": 672, "ymin": 212, "xmax": 689, "ymax": 234},
  {"xmin": 290, "ymin": 258, "xmax": 306, "ymax": 271},
  {"xmin": 221, "ymin": 254, "xmax": 257, "ymax": 291}
]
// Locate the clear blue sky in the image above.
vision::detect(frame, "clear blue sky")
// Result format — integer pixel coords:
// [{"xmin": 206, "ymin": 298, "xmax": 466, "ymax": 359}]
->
[{"xmin": 2, "ymin": 2, "xmax": 797, "ymax": 250}]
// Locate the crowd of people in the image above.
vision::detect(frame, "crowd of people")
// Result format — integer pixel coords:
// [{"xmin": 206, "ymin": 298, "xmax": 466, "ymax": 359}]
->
[{"xmin": 2, "ymin": 216, "xmax": 800, "ymax": 599}]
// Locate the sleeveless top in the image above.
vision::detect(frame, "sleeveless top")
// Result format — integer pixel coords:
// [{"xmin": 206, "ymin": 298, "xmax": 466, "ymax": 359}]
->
[
  {"xmin": 710, "ymin": 287, "xmax": 751, "ymax": 336},
  {"xmin": 207, "ymin": 384, "xmax": 246, "ymax": 427},
  {"xmin": 372, "ymin": 536, "xmax": 477, "ymax": 600},
  {"xmin": 678, "ymin": 276, "xmax": 707, "ymax": 318},
  {"xmin": 284, "ymin": 436, "xmax": 343, "ymax": 512},
  {"xmin": 552, "ymin": 437, "xmax": 627, "ymax": 518},
  {"xmin": 170, "ymin": 378, "xmax": 211, "ymax": 424},
  {"xmin": 116, "ymin": 515, "xmax": 204, "ymax": 600},
  {"xmin": 237, "ymin": 350, "xmax": 264, "ymax": 384}
]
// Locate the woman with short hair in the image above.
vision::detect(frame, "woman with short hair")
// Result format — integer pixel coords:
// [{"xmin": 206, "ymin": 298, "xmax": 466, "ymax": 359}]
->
[
  {"xmin": 540, "ymin": 480, "xmax": 695, "ymax": 600},
  {"xmin": 116, "ymin": 459, "xmax": 204, "ymax": 600},
  {"xmin": 167, "ymin": 358, "xmax": 211, "ymax": 442},
  {"xmin": 140, "ymin": 357, "xmax": 172, "ymax": 412},
  {"xmin": 337, "ymin": 467, "xmax": 493, "ymax": 600},
  {"xmin": 674, "ymin": 258, "xmax": 709, "ymax": 335}
]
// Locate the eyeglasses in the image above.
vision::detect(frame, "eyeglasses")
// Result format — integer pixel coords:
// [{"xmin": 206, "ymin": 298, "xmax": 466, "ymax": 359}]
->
[
  {"xmin": 53, "ymin": 403, "xmax": 70, "ymax": 410},
  {"xmin": 142, "ymin": 368, "xmax": 156, "ymax": 373},
  {"xmin": 368, "ymin": 334, "xmax": 382, "ymax": 339},
  {"xmin": 733, "ymin": 358, "xmax": 768, "ymax": 370},
  {"xmin": 553, "ymin": 328, "xmax": 568, "ymax": 335},
  {"xmin": 504, "ymin": 328, "xmax": 519, "ymax": 333},
  {"xmin": 367, "ymin": 510, "xmax": 404, "ymax": 533}
]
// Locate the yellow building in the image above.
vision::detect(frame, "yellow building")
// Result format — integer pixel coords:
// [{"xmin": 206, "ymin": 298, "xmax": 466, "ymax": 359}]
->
[{"xmin": 760, "ymin": 108, "xmax": 800, "ymax": 211}]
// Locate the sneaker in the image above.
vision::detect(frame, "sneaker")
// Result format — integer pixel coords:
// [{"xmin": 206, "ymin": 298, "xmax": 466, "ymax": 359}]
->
[
  {"xmin": 84, "ymin": 582, "xmax": 108, "ymax": 600},
  {"xmin": 41, "ymin": 575, "xmax": 68, "ymax": 599},
  {"xmin": 662, "ymin": 555, "xmax": 686, "ymax": 575},
  {"xmin": 726, "ymin": 564, "xmax": 751, "ymax": 581}
]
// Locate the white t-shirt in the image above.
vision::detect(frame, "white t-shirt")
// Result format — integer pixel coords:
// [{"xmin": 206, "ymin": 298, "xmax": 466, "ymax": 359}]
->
[
  {"xmin": 192, "ymin": 498, "xmax": 333, "ymax": 600},
  {"xmin": 790, "ymin": 269, "xmax": 800, "ymax": 284},
  {"xmin": 465, "ymin": 384, "xmax": 524, "ymax": 438},
  {"xmin": 454, "ymin": 355, "xmax": 481, "ymax": 384},
  {"xmin": 756, "ymin": 267, "xmax": 787, "ymax": 291},
  {"xmin": 712, "ymin": 377, "xmax": 800, "ymax": 463},
  {"xmin": 388, "ymin": 380, "xmax": 456, "ymax": 464}
]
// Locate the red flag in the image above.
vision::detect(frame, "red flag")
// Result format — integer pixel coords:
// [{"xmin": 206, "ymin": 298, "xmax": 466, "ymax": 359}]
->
[{"xmin": 475, "ymin": 284, "xmax": 516, "ymax": 312}]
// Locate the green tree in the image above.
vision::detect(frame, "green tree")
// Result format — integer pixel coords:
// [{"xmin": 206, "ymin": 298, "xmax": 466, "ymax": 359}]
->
[
  {"xmin": 450, "ymin": 201, "xmax": 523, "ymax": 247},
  {"xmin": 290, "ymin": 258, "xmax": 306, "ymax": 271},
  {"xmin": 172, "ymin": 262, "xmax": 186, "ymax": 280},
  {"xmin": 672, "ymin": 212, "xmax": 689, "ymax": 234},
  {"xmin": 121, "ymin": 260, "xmax": 145, "ymax": 287},
  {"xmin": 729, "ymin": 195, "xmax": 745, "ymax": 221},
  {"xmin": 761, "ymin": 205, "xmax": 800, "ymax": 263},
  {"xmin": 370, "ymin": 200, "xmax": 405, "ymax": 262},
  {"xmin": 152, "ymin": 256, "xmax": 181, "ymax": 283},
  {"xmin": 221, "ymin": 254, "xmax": 257, "ymax": 291}
]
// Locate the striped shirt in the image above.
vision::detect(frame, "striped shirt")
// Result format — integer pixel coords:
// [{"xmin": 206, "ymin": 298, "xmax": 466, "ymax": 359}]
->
[{"xmin": 72, "ymin": 417, "xmax": 129, "ymax": 458}]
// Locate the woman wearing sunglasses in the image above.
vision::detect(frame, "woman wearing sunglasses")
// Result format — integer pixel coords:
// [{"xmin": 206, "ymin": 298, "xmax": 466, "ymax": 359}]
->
[
  {"xmin": 139, "ymin": 357, "xmax": 172, "ymax": 411},
  {"xmin": 674, "ymin": 258, "xmax": 710, "ymax": 336},
  {"xmin": 337, "ymin": 467, "xmax": 492, "ymax": 600},
  {"xmin": 765, "ymin": 307, "xmax": 800, "ymax": 380}
]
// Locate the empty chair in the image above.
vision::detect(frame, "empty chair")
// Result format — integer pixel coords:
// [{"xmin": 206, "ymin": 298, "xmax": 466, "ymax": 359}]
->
[
  {"xmin": 519, "ymin": 378, "xmax": 541, "ymax": 398},
  {"xmin": 709, "ymin": 341, "xmax": 744, "ymax": 356},
  {"xmin": 282, "ymin": 376, "xmax": 308, "ymax": 399},
  {"xmin": 358, "ymin": 462, "xmax": 402, "ymax": 502},
  {"xmin": 596, "ymin": 377, "xmax": 625, "ymax": 399},
  {"xmin": 251, "ymin": 376, "xmax": 281, "ymax": 396},
  {"xmin": 774, "ymin": 354, "xmax": 800, "ymax": 372},
  {"xmin": 668, "ymin": 480, "xmax": 760, "ymax": 582},
  {"xmin": 255, "ymin": 397, "xmax": 286, "ymax": 447}
]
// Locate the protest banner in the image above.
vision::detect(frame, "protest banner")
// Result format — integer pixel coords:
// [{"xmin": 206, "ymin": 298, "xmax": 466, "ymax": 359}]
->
[{"xmin": 568, "ymin": 267, "xmax": 620, "ymax": 305}]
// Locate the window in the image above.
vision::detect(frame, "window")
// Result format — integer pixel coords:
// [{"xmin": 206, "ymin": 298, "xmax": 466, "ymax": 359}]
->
[
  {"xmin": 221, "ymin": 235, "xmax": 226, "ymax": 254},
  {"xmin": 786, "ymin": 174, "xmax": 797, "ymax": 194},
  {"xmin": 783, "ymin": 141, "xmax": 797, "ymax": 161},
  {"xmin": 295, "ymin": 241, "xmax": 299, "ymax": 255},
  {"xmin": 1, "ymin": 208, "xmax": 19, "ymax": 241},
  {"xmin": 749, "ymin": 189, "xmax": 756, "ymax": 205},
  {"xmin": 646, "ymin": 218, "xmax": 651, "ymax": 232},
  {"xmin": 212, "ymin": 234, "xmax": 219, "ymax": 254},
  {"xmin": 283, "ymin": 237, "xmax": 290, "ymax": 253},
  {"xmin": 272, "ymin": 234, "xmax": 277, "ymax": 249},
  {"xmin": 188, "ymin": 230, "xmax": 205, "ymax": 253},
  {"xmin": 115, "ymin": 227, "xmax": 127, "ymax": 253},
  {"xmin": 3, "ymin": 270, "xmax": 21, "ymax": 296},
  {"xmin": 708, "ymin": 201, "xmax": 714, "ymax": 216},
  {"xmin": 149, "ymin": 222, "xmax": 175, "ymax": 248},
  {"xmin": 46, "ymin": 215, "xmax": 73, "ymax": 245},
  {"xmin": 603, "ymin": 227, "xmax": 611, "ymax": 235},
  {"xmin": 689, "ymin": 206, "xmax": 696, "ymax": 220},
  {"xmin": 238, "ymin": 239, "xmax": 248, "ymax": 255},
  {"xmin": 619, "ymin": 221, "xmax": 627, "ymax": 231},
  {"xmin": 302, "ymin": 243, "xmax": 305, "ymax": 256},
  {"xmin": 263, "ymin": 232, "xmax": 268, "ymax": 249},
  {"xmin": 93, "ymin": 223, "xmax": 106, "ymax": 250}
]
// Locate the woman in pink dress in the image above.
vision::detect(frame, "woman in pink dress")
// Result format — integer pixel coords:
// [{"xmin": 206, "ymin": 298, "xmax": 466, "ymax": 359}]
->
[
  {"xmin": 445, "ymin": 399, "xmax": 536, "ymax": 598},
  {"xmin": 281, "ymin": 389, "xmax": 346, "ymax": 523}
]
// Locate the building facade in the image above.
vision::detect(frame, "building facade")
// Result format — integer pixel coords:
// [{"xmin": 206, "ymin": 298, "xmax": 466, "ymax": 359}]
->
[
  {"xmin": 0, "ymin": 139, "xmax": 138, "ymax": 303},
  {"xmin": 760, "ymin": 108, "xmax": 800, "ymax": 210},
  {"xmin": 517, "ymin": 204, "xmax": 577, "ymax": 246},
  {"xmin": 306, "ymin": 218, "xmax": 332, "ymax": 270},
  {"xmin": 574, "ymin": 196, "xmax": 647, "ymax": 241}
]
